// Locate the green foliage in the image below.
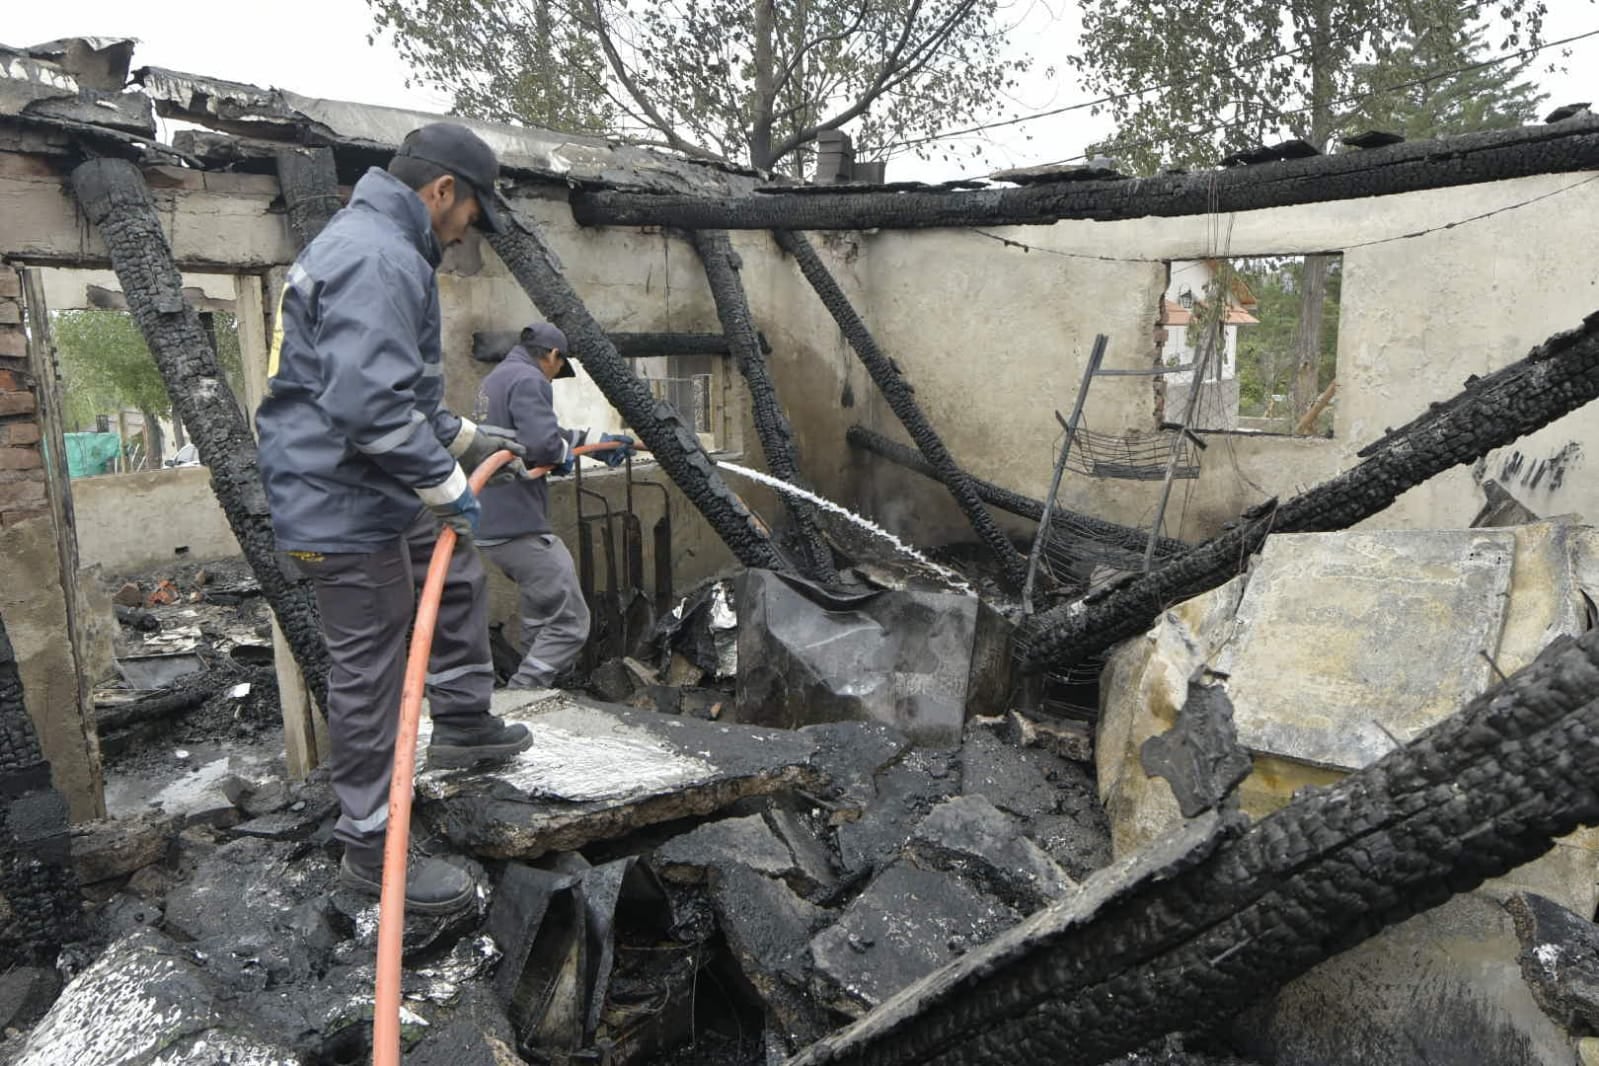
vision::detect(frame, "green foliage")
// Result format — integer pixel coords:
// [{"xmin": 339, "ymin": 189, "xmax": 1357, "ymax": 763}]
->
[
  {"xmin": 1343, "ymin": 18, "xmax": 1548, "ymax": 140},
  {"xmin": 55, "ymin": 310, "xmax": 166, "ymax": 430},
  {"xmin": 367, "ymin": 0, "xmax": 1032, "ymax": 174},
  {"xmin": 54, "ymin": 309, "xmax": 245, "ymax": 431},
  {"xmin": 368, "ymin": 0, "xmax": 616, "ymax": 134},
  {"xmin": 1069, "ymin": 0, "xmax": 1553, "ymax": 175},
  {"xmin": 1234, "ymin": 257, "xmax": 1342, "ymax": 421}
]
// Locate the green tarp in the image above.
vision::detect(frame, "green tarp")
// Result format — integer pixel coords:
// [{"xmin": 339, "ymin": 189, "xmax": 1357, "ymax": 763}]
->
[{"xmin": 64, "ymin": 432, "xmax": 124, "ymax": 478}]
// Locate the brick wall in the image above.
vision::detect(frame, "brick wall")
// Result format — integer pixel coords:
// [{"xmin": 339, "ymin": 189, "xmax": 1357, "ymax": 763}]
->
[{"xmin": 0, "ymin": 269, "xmax": 46, "ymax": 527}]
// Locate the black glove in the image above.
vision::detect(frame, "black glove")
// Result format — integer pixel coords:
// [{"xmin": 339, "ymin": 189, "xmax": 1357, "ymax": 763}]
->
[{"xmin": 447, "ymin": 418, "xmax": 527, "ymax": 482}]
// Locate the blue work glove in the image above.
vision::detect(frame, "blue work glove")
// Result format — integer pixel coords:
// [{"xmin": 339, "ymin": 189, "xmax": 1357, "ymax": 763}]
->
[
  {"xmin": 446, "ymin": 418, "xmax": 527, "ymax": 483},
  {"xmin": 418, "ymin": 468, "xmax": 480, "ymax": 540},
  {"xmin": 596, "ymin": 433, "xmax": 635, "ymax": 468},
  {"xmin": 551, "ymin": 428, "xmax": 588, "ymax": 477}
]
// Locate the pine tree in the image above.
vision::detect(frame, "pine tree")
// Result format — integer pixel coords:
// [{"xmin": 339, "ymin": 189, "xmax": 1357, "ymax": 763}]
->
[{"xmin": 1342, "ymin": 18, "xmax": 1548, "ymax": 140}]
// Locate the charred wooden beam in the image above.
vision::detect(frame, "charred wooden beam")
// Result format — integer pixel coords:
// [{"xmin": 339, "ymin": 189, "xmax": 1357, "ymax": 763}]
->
[
  {"xmin": 471, "ymin": 330, "xmax": 768, "ymax": 364},
  {"xmin": 575, "ymin": 117, "xmax": 1599, "ymax": 230},
  {"xmin": 774, "ymin": 230, "xmax": 1028, "ymax": 588},
  {"xmin": 1019, "ymin": 309, "xmax": 1599, "ymax": 674},
  {"xmin": 95, "ymin": 667, "xmax": 244, "ymax": 733},
  {"xmin": 68, "ymin": 158, "xmax": 331, "ymax": 710},
  {"xmin": 846, "ymin": 424, "xmax": 1187, "ymax": 561},
  {"xmin": 273, "ymin": 146, "xmax": 342, "ymax": 248},
  {"xmin": 0, "ymin": 608, "xmax": 82, "ymax": 964},
  {"xmin": 691, "ymin": 229, "xmax": 835, "ymax": 581},
  {"xmin": 486, "ymin": 218, "xmax": 784, "ymax": 571},
  {"xmin": 792, "ymin": 625, "xmax": 1599, "ymax": 1066}
]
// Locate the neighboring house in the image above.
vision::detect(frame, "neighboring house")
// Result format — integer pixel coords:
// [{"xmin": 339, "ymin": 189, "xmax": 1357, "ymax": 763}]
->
[{"xmin": 1160, "ymin": 260, "xmax": 1259, "ymax": 430}]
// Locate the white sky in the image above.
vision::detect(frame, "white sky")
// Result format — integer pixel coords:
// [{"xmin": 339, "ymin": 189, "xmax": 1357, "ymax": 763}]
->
[{"xmin": 10, "ymin": 0, "xmax": 1599, "ymax": 183}]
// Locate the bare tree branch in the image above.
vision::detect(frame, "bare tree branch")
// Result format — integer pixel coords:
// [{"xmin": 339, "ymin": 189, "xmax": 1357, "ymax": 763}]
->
[
  {"xmin": 578, "ymin": 0, "xmax": 729, "ymax": 162},
  {"xmin": 771, "ymin": 0, "xmax": 986, "ymax": 161}
]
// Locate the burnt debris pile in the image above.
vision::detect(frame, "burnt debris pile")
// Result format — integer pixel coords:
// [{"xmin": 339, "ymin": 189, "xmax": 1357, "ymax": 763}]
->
[
  {"xmin": 95, "ymin": 558, "xmax": 280, "ymax": 762},
  {"xmin": 6, "ymin": 678, "xmax": 1121, "ymax": 1066}
]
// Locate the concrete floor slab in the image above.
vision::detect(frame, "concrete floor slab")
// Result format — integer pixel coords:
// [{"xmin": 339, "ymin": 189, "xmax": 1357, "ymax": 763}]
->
[{"xmin": 417, "ymin": 691, "xmax": 823, "ymax": 859}]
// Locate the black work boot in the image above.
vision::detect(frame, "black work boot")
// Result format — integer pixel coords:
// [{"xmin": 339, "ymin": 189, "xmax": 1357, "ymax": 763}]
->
[
  {"xmin": 339, "ymin": 845, "xmax": 475, "ymax": 916},
  {"xmin": 426, "ymin": 713, "xmax": 532, "ymax": 770}
]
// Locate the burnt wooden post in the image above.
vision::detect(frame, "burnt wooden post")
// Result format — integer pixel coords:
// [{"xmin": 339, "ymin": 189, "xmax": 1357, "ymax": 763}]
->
[
  {"xmin": 792, "ymin": 623, "xmax": 1599, "ymax": 1065},
  {"xmin": 773, "ymin": 229, "xmax": 1029, "ymax": 589},
  {"xmin": 690, "ymin": 229, "xmax": 835, "ymax": 581},
  {"xmin": 486, "ymin": 219, "xmax": 785, "ymax": 571},
  {"xmin": 274, "ymin": 147, "xmax": 342, "ymax": 248},
  {"xmin": 0, "ymin": 609, "xmax": 81, "ymax": 966},
  {"xmin": 1020, "ymin": 309, "xmax": 1599, "ymax": 673},
  {"xmin": 69, "ymin": 157, "xmax": 331, "ymax": 710}
]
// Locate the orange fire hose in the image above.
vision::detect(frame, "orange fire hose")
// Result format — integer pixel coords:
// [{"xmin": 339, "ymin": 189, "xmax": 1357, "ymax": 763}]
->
[{"xmin": 371, "ymin": 439, "xmax": 633, "ymax": 1066}]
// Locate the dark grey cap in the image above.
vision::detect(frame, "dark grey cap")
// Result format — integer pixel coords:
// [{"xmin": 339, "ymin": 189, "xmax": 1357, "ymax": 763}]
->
[
  {"xmin": 395, "ymin": 122, "xmax": 509, "ymax": 235},
  {"xmin": 520, "ymin": 322, "xmax": 574, "ymax": 378}
]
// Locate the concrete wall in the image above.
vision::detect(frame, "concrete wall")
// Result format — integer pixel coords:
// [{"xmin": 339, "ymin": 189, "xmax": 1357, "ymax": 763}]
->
[
  {"xmin": 71, "ymin": 466, "xmax": 243, "ymax": 574},
  {"xmin": 790, "ymin": 172, "xmax": 1599, "ymax": 549}
]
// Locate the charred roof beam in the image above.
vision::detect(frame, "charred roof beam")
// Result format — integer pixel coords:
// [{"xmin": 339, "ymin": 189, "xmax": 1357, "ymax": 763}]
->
[{"xmin": 573, "ymin": 117, "xmax": 1599, "ymax": 230}]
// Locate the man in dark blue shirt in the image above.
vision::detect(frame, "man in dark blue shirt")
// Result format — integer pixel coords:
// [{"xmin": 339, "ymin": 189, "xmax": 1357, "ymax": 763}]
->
[{"xmin": 475, "ymin": 323, "xmax": 632, "ymax": 689}]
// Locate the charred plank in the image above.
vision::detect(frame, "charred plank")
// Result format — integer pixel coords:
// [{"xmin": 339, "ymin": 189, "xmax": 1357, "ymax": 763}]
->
[
  {"xmin": 691, "ymin": 229, "xmax": 835, "ymax": 581},
  {"xmin": 846, "ymin": 424, "xmax": 1187, "ymax": 561},
  {"xmin": 485, "ymin": 219, "xmax": 784, "ymax": 570},
  {"xmin": 68, "ymin": 157, "xmax": 330, "ymax": 709},
  {"xmin": 575, "ymin": 118, "xmax": 1599, "ymax": 230},
  {"xmin": 0, "ymin": 609, "xmax": 81, "ymax": 965},
  {"xmin": 792, "ymin": 625, "xmax": 1599, "ymax": 1066},
  {"xmin": 273, "ymin": 146, "xmax": 341, "ymax": 247},
  {"xmin": 774, "ymin": 230, "xmax": 1028, "ymax": 589},
  {"xmin": 1019, "ymin": 311, "xmax": 1599, "ymax": 673}
]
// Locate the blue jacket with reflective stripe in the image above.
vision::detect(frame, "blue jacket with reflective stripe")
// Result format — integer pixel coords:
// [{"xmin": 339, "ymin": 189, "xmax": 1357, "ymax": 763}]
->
[
  {"xmin": 474, "ymin": 345, "xmax": 582, "ymax": 539},
  {"xmin": 256, "ymin": 168, "xmax": 465, "ymax": 552}
]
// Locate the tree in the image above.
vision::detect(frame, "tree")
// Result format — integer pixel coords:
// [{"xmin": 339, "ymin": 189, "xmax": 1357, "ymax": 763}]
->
[
  {"xmin": 1343, "ymin": 17, "xmax": 1548, "ymax": 141},
  {"xmin": 368, "ymin": 0, "xmax": 1032, "ymax": 176},
  {"xmin": 1070, "ymin": 0, "xmax": 1550, "ymax": 423},
  {"xmin": 55, "ymin": 309, "xmax": 246, "ymax": 464},
  {"xmin": 1070, "ymin": 0, "xmax": 1552, "ymax": 174},
  {"xmin": 368, "ymin": 0, "xmax": 617, "ymax": 134},
  {"xmin": 1235, "ymin": 257, "xmax": 1342, "ymax": 429}
]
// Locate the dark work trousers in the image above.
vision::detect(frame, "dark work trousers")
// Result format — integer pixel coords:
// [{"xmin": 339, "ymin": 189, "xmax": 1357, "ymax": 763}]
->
[
  {"xmin": 480, "ymin": 533, "xmax": 591, "ymax": 688},
  {"xmin": 282, "ymin": 509, "xmax": 494, "ymax": 856}
]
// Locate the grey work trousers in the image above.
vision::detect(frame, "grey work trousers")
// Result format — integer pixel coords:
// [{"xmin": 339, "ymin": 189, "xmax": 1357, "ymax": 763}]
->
[
  {"xmin": 283, "ymin": 509, "xmax": 494, "ymax": 854},
  {"xmin": 481, "ymin": 533, "xmax": 591, "ymax": 688}
]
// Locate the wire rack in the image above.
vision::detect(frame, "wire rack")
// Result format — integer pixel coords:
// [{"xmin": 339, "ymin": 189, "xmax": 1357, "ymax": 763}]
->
[{"xmin": 1063, "ymin": 428, "xmax": 1200, "ymax": 481}]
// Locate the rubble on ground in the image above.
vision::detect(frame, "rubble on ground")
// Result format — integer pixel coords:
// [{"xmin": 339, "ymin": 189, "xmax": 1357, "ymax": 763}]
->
[{"xmin": 17, "ymin": 516, "xmax": 1599, "ymax": 1066}]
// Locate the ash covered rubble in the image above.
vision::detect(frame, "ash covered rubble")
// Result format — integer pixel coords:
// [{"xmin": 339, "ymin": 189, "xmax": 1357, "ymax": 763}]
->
[{"xmin": 4, "ymin": 565, "xmax": 1137, "ymax": 1066}]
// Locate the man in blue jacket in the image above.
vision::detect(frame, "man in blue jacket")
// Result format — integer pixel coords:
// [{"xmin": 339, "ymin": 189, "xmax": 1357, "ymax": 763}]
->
[
  {"xmin": 475, "ymin": 323, "xmax": 632, "ymax": 689},
  {"xmin": 257, "ymin": 123, "xmax": 533, "ymax": 915}
]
